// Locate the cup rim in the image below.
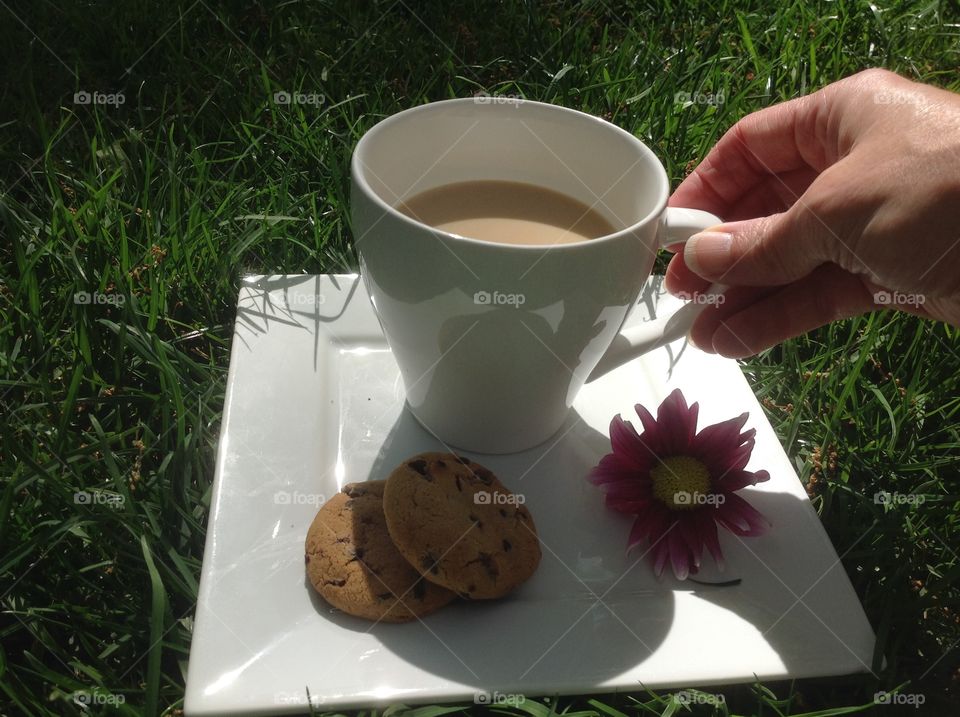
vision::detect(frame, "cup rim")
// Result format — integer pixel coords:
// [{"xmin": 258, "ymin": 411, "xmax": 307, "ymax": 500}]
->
[{"xmin": 351, "ymin": 97, "xmax": 670, "ymax": 251}]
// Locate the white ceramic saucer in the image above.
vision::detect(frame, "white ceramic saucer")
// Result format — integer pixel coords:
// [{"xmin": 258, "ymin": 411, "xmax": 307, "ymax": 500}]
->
[{"xmin": 183, "ymin": 274, "xmax": 876, "ymax": 716}]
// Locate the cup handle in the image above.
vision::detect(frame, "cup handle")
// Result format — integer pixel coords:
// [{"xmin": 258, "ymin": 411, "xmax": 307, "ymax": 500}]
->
[{"xmin": 586, "ymin": 207, "xmax": 726, "ymax": 383}]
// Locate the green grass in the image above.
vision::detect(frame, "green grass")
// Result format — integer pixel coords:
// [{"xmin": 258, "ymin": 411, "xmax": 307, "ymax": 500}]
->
[{"xmin": 1, "ymin": 0, "xmax": 959, "ymax": 715}]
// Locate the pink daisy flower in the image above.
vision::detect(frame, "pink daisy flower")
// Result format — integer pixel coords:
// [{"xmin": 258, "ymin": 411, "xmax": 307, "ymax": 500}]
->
[{"xmin": 588, "ymin": 389, "xmax": 771, "ymax": 581}]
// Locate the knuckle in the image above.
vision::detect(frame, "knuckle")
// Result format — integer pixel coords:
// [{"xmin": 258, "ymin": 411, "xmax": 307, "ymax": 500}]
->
[
  {"xmin": 786, "ymin": 172, "xmax": 859, "ymax": 263},
  {"xmin": 743, "ymin": 214, "xmax": 800, "ymax": 280},
  {"xmin": 854, "ymin": 67, "xmax": 902, "ymax": 89}
]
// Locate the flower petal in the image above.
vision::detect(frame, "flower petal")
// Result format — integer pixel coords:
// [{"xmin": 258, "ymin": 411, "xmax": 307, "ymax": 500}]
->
[
  {"xmin": 697, "ymin": 412, "xmax": 750, "ymax": 446},
  {"xmin": 604, "ymin": 481, "xmax": 654, "ymax": 506},
  {"xmin": 587, "ymin": 452, "xmax": 636, "ymax": 485},
  {"xmin": 627, "ymin": 516, "xmax": 645, "ymax": 552},
  {"xmin": 629, "ymin": 507, "xmax": 675, "ymax": 570},
  {"xmin": 609, "ymin": 415, "xmax": 654, "ymax": 471},
  {"xmin": 605, "ymin": 495, "xmax": 652, "ymax": 514},
  {"xmin": 626, "ymin": 507, "xmax": 658, "ymax": 551},
  {"xmin": 677, "ymin": 516, "xmax": 705, "ymax": 572},
  {"xmin": 691, "ymin": 412, "xmax": 748, "ymax": 459},
  {"xmin": 716, "ymin": 468, "xmax": 771, "ymax": 493},
  {"xmin": 668, "ymin": 529, "xmax": 692, "ymax": 581},
  {"xmin": 628, "ymin": 404, "xmax": 666, "ymax": 461},
  {"xmin": 602, "ymin": 478, "xmax": 652, "ymax": 500},
  {"xmin": 715, "ymin": 492, "xmax": 772, "ymax": 536},
  {"xmin": 635, "ymin": 503, "xmax": 672, "ymax": 546},
  {"xmin": 589, "ymin": 390, "xmax": 770, "ymax": 581},
  {"xmin": 651, "ymin": 540, "xmax": 670, "ymax": 577},
  {"xmin": 719, "ymin": 436, "xmax": 757, "ymax": 473},
  {"xmin": 653, "ymin": 389, "xmax": 699, "ymax": 455},
  {"xmin": 692, "ymin": 511, "xmax": 725, "ymax": 570},
  {"xmin": 634, "ymin": 401, "xmax": 658, "ymax": 437}
]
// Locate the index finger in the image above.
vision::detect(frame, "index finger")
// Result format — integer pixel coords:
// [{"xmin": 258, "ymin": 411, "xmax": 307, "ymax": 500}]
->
[{"xmin": 669, "ymin": 90, "xmax": 832, "ymax": 216}]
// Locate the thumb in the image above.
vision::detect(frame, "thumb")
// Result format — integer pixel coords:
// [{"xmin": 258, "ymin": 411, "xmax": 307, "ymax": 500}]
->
[{"xmin": 683, "ymin": 211, "xmax": 832, "ymax": 286}]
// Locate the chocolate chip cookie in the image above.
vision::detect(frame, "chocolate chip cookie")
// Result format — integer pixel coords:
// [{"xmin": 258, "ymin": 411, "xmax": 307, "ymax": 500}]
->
[
  {"xmin": 383, "ymin": 452, "xmax": 541, "ymax": 599},
  {"xmin": 305, "ymin": 481, "xmax": 456, "ymax": 622}
]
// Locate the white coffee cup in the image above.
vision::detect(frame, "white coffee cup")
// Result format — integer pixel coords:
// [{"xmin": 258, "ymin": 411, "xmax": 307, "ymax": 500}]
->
[{"xmin": 351, "ymin": 98, "xmax": 724, "ymax": 454}]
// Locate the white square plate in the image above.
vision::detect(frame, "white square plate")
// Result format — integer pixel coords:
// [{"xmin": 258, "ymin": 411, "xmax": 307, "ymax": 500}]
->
[{"xmin": 184, "ymin": 274, "xmax": 876, "ymax": 716}]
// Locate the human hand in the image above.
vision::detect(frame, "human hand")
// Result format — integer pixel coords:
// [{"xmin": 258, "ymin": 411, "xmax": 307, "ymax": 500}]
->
[{"xmin": 666, "ymin": 68, "xmax": 960, "ymax": 358}]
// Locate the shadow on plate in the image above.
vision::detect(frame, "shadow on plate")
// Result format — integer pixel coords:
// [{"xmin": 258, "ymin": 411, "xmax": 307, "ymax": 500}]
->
[
  {"xmin": 304, "ymin": 406, "xmax": 669, "ymax": 688},
  {"xmin": 235, "ymin": 274, "xmax": 362, "ymax": 367},
  {"xmin": 304, "ymin": 405, "xmax": 873, "ymax": 691},
  {"xmin": 285, "ymin": 274, "xmax": 875, "ymax": 690}
]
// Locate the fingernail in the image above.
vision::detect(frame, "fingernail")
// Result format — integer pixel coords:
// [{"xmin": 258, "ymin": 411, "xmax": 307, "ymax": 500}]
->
[{"xmin": 685, "ymin": 231, "xmax": 732, "ymax": 277}]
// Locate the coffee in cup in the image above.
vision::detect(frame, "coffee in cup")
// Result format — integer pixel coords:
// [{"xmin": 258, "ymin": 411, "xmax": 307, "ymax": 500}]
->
[{"xmin": 394, "ymin": 180, "xmax": 616, "ymax": 246}]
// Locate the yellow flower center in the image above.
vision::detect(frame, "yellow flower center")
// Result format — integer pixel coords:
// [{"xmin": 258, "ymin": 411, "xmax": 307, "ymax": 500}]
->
[{"xmin": 651, "ymin": 455, "xmax": 712, "ymax": 510}]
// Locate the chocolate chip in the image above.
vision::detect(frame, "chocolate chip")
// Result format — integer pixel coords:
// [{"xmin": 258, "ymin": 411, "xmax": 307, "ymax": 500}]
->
[
  {"xmin": 502, "ymin": 539, "xmax": 512, "ymax": 552},
  {"xmin": 421, "ymin": 553, "xmax": 439, "ymax": 575},
  {"xmin": 376, "ymin": 592, "xmax": 392, "ymax": 601},
  {"xmin": 455, "ymin": 455, "xmax": 472, "ymax": 465},
  {"xmin": 413, "ymin": 579, "xmax": 426, "ymax": 600},
  {"xmin": 304, "ymin": 554, "xmax": 311, "ymax": 563},
  {"xmin": 499, "ymin": 509, "xmax": 508, "ymax": 517},
  {"xmin": 408, "ymin": 459, "xmax": 430, "ymax": 478},
  {"xmin": 455, "ymin": 476, "xmax": 463, "ymax": 492},
  {"xmin": 474, "ymin": 468, "xmax": 494, "ymax": 485},
  {"xmin": 479, "ymin": 552, "xmax": 498, "ymax": 578},
  {"xmin": 467, "ymin": 553, "xmax": 499, "ymax": 578}
]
